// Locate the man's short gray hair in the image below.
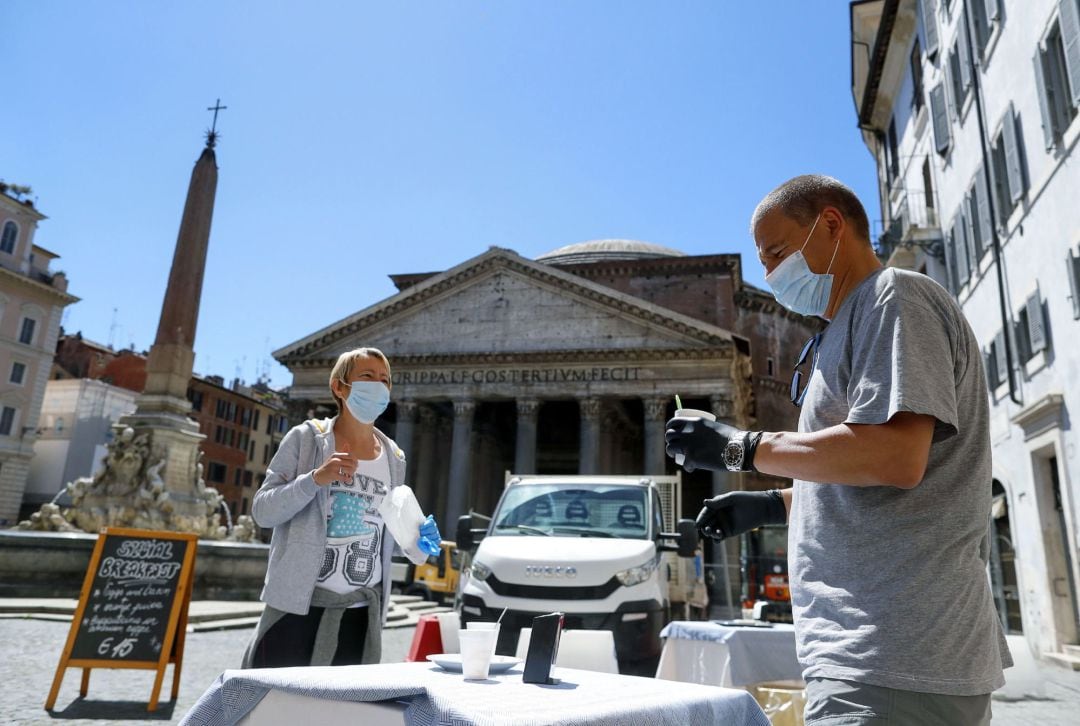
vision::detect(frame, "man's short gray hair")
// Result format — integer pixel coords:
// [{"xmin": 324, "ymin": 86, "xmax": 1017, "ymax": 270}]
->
[{"xmin": 750, "ymin": 174, "xmax": 870, "ymax": 242}]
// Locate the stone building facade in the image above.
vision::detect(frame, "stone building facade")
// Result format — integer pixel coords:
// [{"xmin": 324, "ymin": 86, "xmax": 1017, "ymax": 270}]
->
[
  {"xmin": 851, "ymin": 0, "xmax": 1080, "ymax": 665},
  {"xmin": 0, "ymin": 192, "xmax": 78, "ymax": 524},
  {"xmin": 275, "ymin": 241, "xmax": 823, "ymax": 602}
]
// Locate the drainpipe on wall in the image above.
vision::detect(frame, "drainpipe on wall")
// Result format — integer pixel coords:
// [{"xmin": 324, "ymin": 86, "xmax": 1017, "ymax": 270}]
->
[{"xmin": 962, "ymin": 0, "xmax": 1022, "ymax": 406}]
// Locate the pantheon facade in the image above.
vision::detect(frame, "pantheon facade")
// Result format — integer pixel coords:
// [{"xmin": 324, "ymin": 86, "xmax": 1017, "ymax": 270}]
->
[{"xmin": 274, "ymin": 241, "xmax": 822, "ymax": 558}]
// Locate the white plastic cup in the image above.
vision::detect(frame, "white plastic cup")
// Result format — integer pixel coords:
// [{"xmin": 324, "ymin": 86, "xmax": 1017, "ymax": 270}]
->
[
  {"xmin": 437, "ymin": 611, "xmax": 461, "ymax": 654},
  {"xmin": 672, "ymin": 408, "xmax": 717, "ymax": 466},
  {"xmin": 466, "ymin": 621, "xmax": 501, "ymax": 659},
  {"xmin": 458, "ymin": 629, "xmax": 497, "ymax": 680}
]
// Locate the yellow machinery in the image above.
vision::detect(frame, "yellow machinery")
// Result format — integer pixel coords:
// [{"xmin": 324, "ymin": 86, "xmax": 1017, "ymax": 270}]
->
[{"xmin": 400, "ymin": 540, "xmax": 462, "ymax": 604}]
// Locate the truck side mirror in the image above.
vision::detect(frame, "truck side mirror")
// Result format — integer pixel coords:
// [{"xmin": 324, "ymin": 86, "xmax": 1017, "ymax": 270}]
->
[
  {"xmin": 456, "ymin": 515, "xmax": 474, "ymax": 551},
  {"xmin": 676, "ymin": 518, "xmax": 698, "ymax": 558}
]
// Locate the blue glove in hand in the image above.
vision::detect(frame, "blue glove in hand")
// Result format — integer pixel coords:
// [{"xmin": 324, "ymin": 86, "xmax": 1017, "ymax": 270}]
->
[{"xmin": 418, "ymin": 514, "xmax": 442, "ymax": 557}]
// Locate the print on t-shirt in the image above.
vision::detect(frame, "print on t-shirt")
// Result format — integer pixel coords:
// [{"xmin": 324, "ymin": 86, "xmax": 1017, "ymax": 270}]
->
[{"xmin": 318, "ymin": 449, "xmax": 389, "ymax": 593}]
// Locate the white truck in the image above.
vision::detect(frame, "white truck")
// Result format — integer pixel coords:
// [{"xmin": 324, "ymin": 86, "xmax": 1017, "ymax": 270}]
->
[{"xmin": 455, "ymin": 473, "xmax": 698, "ymax": 676}]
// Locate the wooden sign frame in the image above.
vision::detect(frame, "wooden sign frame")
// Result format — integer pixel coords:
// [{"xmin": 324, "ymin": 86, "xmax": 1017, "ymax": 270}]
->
[{"xmin": 45, "ymin": 527, "xmax": 198, "ymax": 713}]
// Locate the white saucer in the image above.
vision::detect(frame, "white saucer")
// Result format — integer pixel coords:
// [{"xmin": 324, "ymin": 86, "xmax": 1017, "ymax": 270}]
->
[{"xmin": 426, "ymin": 653, "xmax": 522, "ymax": 674}]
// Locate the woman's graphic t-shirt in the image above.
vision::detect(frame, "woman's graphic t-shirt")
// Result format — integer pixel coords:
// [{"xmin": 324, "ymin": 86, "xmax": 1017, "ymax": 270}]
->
[{"xmin": 318, "ymin": 446, "xmax": 389, "ymax": 596}]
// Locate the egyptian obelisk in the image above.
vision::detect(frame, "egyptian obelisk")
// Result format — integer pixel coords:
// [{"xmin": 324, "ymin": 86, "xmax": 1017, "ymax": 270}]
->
[{"xmin": 113, "ymin": 102, "xmax": 227, "ymax": 534}]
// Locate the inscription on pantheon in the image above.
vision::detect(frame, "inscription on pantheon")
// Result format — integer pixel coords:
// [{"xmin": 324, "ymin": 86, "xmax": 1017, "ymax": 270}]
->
[{"xmin": 392, "ymin": 366, "xmax": 642, "ymax": 386}]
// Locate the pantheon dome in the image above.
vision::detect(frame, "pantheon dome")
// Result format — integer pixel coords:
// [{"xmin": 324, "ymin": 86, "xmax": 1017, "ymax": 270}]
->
[{"xmin": 536, "ymin": 239, "xmax": 686, "ymax": 266}]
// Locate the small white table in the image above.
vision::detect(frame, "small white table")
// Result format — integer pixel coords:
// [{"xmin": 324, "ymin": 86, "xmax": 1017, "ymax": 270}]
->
[
  {"xmin": 656, "ymin": 621, "xmax": 802, "ymax": 688},
  {"xmin": 181, "ymin": 660, "xmax": 770, "ymax": 726}
]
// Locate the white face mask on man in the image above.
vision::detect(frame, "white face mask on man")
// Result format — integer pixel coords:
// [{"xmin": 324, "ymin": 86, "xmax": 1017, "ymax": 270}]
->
[{"xmin": 764, "ymin": 213, "xmax": 841, "ymax": 318}]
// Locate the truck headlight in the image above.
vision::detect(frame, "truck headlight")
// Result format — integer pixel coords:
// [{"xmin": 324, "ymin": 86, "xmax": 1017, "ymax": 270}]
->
[
  {"xmin": 471, "ymin": 560, "xmax": 492, "ymax": 580},
  {"xmin": 615, "ymin": 558, "xmax": 657, "ymax": 587}
]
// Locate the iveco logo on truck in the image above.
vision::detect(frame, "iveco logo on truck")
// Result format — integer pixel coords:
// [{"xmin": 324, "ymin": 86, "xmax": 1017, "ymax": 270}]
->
[{"xmin": 525, "ymin": 565, "xmax": 577, "ymax": 578}]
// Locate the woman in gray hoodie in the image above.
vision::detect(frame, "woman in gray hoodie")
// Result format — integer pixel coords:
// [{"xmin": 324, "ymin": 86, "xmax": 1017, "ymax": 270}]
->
[{"xmin": 243, "ymin": 347, "xmax": 440, "ymax": 667}]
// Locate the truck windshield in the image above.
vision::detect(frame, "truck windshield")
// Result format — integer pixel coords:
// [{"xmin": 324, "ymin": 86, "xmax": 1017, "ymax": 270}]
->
[{"xmin": 491, "ymin": 485, "xmax": 650, "ymax": 539}]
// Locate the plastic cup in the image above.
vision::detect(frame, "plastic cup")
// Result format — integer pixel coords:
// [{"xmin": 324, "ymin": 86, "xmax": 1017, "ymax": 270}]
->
[
  {"xmin": 437, "ymin": 611, "xmax": 461, "ymax": 654},
  {"xmin": 458, "ymin": 629, "xmax": 497, "ymax": 680},
  {"xmin": 673, "ymin": 408, "xmax": 716, "ymax": 466},
  {"xmin": 466, "ymin": 621, "xmax": 501, "ymax": 658}
]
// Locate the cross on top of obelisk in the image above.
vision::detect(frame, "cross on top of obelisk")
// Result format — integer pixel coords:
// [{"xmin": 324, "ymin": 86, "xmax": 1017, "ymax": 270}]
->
[{"xmin": 204, "ymin": 98, "xmax": 227, "ymax": 148}]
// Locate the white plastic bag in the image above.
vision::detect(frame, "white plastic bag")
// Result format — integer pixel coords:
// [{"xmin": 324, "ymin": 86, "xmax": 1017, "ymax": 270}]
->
[{"xmin": 377, "ymin": 484, "xmax": 429, "ymax": 565}]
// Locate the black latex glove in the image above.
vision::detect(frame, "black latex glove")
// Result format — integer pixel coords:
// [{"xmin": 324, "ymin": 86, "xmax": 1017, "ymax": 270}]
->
[
  {"xmin": 695, "ymin": 490, "xmax": 787, "ymax": 541},
  {"xmin": 664, "ymin": 416, "xmax": 741, "ymax": 472}
]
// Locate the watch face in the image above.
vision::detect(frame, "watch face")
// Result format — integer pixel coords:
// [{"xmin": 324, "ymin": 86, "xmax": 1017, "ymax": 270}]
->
[{"xmin": 724, "ymin": 440, "xmax": 744, "ymax": 469}]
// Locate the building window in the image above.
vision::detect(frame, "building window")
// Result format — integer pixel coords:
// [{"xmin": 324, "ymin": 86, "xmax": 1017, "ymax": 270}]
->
[
  {"xmin": 989, "ymin": 105, "xmax": 1027, "ymax": 227},
  {"xmin": 930, "ymin": 83, "xmax": 951, "ymax": 154},
  {"xmin": 919, "ymin": 0, "xmax": 939, "ymax": 60},
  {"xmin": 970, "ymin": 0, "xmax": 1001, "ymax": 60},
  {"xmin": 948, "ymin": 18, "xmax": 972, "ymax": 117},
  {"xmin": 1014, "ymin": 292, "xmax": 1049, "ymax": 363},
  {"xmin": 263, "ymin": 444, "xmax": 270, "ymax": 465},
  {"xmin": 1067, "ymin": 247, "xmax": 1080, "ymax": 319},
  {"xmin": 266, "ymin": 415, "xmax": 274, "ymax": 435},
  {"xmin": 234, "ymin": 468, "xmax": 242, "ymax": 486},
  {"xmin": 19, "ymin": 317, "xmax": 36, "ymax": 345},
  {"xmin": 1033, "ymin": 16, "xmax": 1080, "ymax": 150},
  {"xmin": 9, "ymin": 362, "xmax": 26, "ymax": 385},
  {"xmin": 766, "ymin": 357, "xmax": 775, "ymax": 378},
  {"xmin": 188, "ymin": 388, "xmax": 203, "ymax": 412},
  {"xmin": 253, "ymin": 409, "xmax": 260, "ymax": 431},
  {"xmin": 911, "ymin": 39, "xmax": 925, "ymax": 113},
  {"xmin": 0, "ymin": 406, "xmax": 17, "ymax": 436},
  {"xmin": 243, "ymin": 470, "xmax": 253, "ymax": 487},
  {"xmin": 207, "ymin": 462, "xmax": 227, "ymax": 483},
  {"xmin": 0, "ymin": 221, "xmax": 16, "ymax": 254}
]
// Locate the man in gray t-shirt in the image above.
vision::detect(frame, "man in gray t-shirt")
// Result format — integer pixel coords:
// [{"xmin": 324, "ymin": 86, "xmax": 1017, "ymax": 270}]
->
[{"xmin": 665, "ymin": 175, "xmax": 1010, "ymax": 725}]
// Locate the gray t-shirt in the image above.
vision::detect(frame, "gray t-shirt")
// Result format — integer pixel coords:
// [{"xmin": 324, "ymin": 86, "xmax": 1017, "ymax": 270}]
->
[{"xmin": 790, "ymin": 267, "xmax": 1011, "ymax": 695}]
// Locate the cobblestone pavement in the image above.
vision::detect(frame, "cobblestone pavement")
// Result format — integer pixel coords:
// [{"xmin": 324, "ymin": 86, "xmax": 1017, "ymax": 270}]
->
[
  {"xmin": 0, "ymin": 618, "xmax": 414, "ymax": 725},
  {"xmin": 3, "ymin": 617, "xmax": 1079, "ymax": 724}
]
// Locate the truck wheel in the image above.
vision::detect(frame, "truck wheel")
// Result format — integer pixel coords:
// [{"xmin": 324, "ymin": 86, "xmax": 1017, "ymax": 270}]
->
[{"xmin": 404, "ymin": 584, "xmax": 433, "ymax": 601}]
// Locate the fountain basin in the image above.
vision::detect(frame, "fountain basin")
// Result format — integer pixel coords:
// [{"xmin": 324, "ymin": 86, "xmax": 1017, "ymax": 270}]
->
[{"xmin": 0, "ymin": 530, "xmax": 268, "ymax": 600}]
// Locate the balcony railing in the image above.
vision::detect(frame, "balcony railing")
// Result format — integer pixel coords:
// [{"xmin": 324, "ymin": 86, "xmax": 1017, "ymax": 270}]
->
[{"xmin": 874, "ymin": 191, "xmax": 943, "ymax": 264}]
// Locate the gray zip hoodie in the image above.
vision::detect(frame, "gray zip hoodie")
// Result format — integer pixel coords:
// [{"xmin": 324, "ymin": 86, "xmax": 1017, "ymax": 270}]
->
[{"xmin": 251, "ymin": 416, "xmax": 407, "ymax": 621}]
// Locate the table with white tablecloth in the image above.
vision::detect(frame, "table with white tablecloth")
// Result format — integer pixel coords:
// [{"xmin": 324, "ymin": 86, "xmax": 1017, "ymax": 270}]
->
[
  {"xmin": 180, "ymin": 660, "xmax": 770, "ymax": 726},
  {"xmin": 656, "ymin": 621, "xmax": 803, "ymax": 688}
]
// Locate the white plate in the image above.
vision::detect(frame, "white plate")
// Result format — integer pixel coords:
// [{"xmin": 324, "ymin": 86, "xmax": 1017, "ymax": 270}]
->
[{"xmin": 426, "ymin": 654, "xmax": 522, "ymax": 674}]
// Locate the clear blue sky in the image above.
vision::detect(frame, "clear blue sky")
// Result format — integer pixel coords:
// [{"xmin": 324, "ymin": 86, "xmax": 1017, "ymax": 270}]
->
[{"xmin": 5, "ymin": 1, "xmax": 878, "ymax": 389}]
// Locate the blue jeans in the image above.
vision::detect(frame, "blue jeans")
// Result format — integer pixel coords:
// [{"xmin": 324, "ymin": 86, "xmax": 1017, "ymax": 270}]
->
[{"xmin": 804, "ymin": 677, "xmax": 992, "ymax": 725}]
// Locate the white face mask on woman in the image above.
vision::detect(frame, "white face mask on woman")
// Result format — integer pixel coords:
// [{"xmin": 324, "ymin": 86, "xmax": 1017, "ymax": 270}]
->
[
  {"xmin": 764, "ymin": 213, "xmax": 841, "ymax": 318},
  {"xmin": 343, "ymin": 381, "xmax": 390, "ymax": 423}
]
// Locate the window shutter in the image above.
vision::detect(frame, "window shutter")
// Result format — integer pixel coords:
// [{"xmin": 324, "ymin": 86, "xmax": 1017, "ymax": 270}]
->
[
  {"xmin": 983, "ymin": 348, "xmax": 997, "ymax": 390},
  {"xmin": 958, "ymin": 15, "xmax": 973, "ymax": 92},
  {"xmin": 921, "ymin": 0, "xmax": 940, "ymax": 59},
  {"xmin": 965, "ymin": 191, "xmax": 981, "ymax": 261},
  {"xmin": 1069, "ymin": 248, "xmax": 1080, "ymax": 319},
  {"xmin": 1060, "ymin": 0, "xmax": 1080, "ymax": 107},
  {"xmin": 1033, "ymin": 49, "xmax": 1057, "ymax": 150},
  {"xmin": 955, "ymin": 215, "xmax": 971, "ymax": 287},
  {"xmin": 1002, "ymin": 104, "xmax": 1025, "ymax": 203},
  {"xmin": 994, "ymin": 330, "xmax": 1008, "ymax": 385},
  {"xmin": 985, "ymin": 0, "xmax": 1001, "ymax": 23},
  {"xmin": 976, "ymin": 167, "xmax": 994, "ymax": 251},
  {"xmin": 945, "ymin": 228, "xmax": 959, "ymax": 294},
  {"xmin": 931, "ymin": 84, "xmax": 951, "ymax": 154},
  {"xmin": 1027, "ymin": 294, "xmax": 1047, "ymax": 354}
]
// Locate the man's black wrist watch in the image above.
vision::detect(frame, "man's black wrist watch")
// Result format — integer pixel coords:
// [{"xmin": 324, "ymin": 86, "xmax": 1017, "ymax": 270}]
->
[{"xmin": 723, "ymin": 431, "xmax": 764, "ymax": 472}]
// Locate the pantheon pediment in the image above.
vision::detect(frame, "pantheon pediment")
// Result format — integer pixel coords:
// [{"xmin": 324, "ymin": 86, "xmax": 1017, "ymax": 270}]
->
[{"xmin": 275, "ymin": 247, "xmax": 746, "ymax": 366}]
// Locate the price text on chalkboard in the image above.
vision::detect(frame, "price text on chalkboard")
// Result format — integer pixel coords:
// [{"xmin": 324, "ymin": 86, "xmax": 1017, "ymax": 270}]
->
[{"xmin": 46, "ymin": 528, "xmax": 198, "ymax": 713}]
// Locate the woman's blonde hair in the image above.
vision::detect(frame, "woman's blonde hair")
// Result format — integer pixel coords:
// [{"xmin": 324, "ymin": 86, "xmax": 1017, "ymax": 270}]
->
[{"xmin": 329, "ymin": 347, "xmax": 392, "ymax": 414}]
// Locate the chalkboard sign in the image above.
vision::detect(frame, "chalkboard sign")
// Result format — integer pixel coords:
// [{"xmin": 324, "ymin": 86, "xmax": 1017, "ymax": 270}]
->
[{"xmin": 46, "ymin": 528, "xmax": 198, "ymax": 713}]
